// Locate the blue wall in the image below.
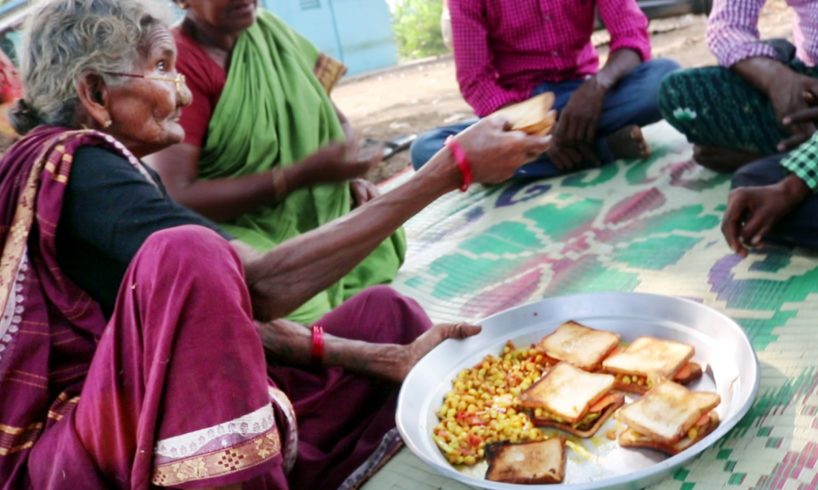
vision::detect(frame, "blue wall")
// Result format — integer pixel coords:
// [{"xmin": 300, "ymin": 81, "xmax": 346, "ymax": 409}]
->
[{"xmin": 263, "ymin": 0, "xmax": 398, "ymax": 75}]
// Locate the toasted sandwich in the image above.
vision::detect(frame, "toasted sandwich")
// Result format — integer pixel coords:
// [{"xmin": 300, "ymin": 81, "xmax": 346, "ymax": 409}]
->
[
  {"xmin": 601, "ymin": 336, "xmax": 702, "ymax": 394},
  {"xmin": 518, "ymin": 362, "xmax": 625, "ymax": 438},
  {"xmin": 537, "ymin": 321, "xmax": 620, "ymax": 371},
  {"xmin": 617, "ymin": 380, "xmax": 720, "ymax": 455},
  {"xmin": 485, "ymin": 437, "xmax": 566, "ymax": 484},
  {"xmin": 492, "ymin": 92, "xmax": 557, "ymax": 136}
]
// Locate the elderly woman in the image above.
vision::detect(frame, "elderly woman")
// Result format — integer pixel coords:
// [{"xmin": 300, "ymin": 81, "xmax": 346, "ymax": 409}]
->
[
  {"xmin": 0, "ymin": 0, "xmax": 549, "ymax": 489},
  {"xmin": 145, "ymin": 0, "xmax": 405, "ymax": 325}
]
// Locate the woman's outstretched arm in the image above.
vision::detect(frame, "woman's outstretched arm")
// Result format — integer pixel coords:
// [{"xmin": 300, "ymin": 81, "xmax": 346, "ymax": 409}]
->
[{"xmin": 239, "ymin": 117, "xmax": 550, "ymax": 320}]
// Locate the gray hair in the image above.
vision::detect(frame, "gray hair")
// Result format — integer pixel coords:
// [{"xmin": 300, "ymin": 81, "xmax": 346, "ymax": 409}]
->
[{"xmin": 11, "ymin": 0, "xmax": 174, "ymax": 134}]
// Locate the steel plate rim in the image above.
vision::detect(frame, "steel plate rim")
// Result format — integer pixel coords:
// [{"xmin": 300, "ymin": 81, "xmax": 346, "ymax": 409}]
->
[{"xmin": 396, "ymin": 291, "xmax": 760, "ymax": 490}]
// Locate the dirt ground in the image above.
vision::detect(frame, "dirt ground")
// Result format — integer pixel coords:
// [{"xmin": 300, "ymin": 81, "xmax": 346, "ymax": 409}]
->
[{"xmin": 333, "ymin": 0, "xmax": 795, "ymax": 182}]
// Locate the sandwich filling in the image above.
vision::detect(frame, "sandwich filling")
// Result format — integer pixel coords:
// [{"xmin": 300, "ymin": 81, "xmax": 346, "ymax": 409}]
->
[
  {"xmin": 612, "ymin": 361, "xmax": 701, "ymax": 390},
  {"xmin": 531, "ymin": 392, "xmax": 622, "ymax": 430},
  {"xmin": 620, "ymin": 412, "xmax": 720, "ymax": 454}
]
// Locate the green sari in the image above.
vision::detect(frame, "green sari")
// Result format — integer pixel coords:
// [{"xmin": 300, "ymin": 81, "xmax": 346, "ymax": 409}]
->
[{"xmin": 198, "ymin": 11, "xmax": 405, "ymax": 324}]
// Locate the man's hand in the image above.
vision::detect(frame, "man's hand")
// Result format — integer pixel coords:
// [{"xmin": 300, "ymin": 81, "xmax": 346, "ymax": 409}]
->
[
  {"xmin": 300, "ymin": 140, "xmax": 382, "ymax": 184},
  {"xmin": 554, "ymin": 78, "xmax": 607, "ymax": 149},
  {"xmin": 452, "ymin": 117, "xmax": 552, "ymax": 184},
  {"xmin": 768, "ymin": 71, "xmax": 818, "ymax": 151},
  {"xmin": 780, "ymin": 104, "xmax": 818, "ymax": 150},
  {"xmin": 350, "ymin": 178, "xmax": 380, "ymax": 207},
  {"xmin": 383, "ymin": 322, "xmax": 482, "ymax": 382},
  {"xmin": 732, "ymin": 58, "xmax": 818, "ymax": 151},
  {"xmin": 722, "ymin": 174, "xmax": 810, "ymax": 257},
  {"xmin": 546, "ymin": 143, "xmax": 596, "ymax": 171},
  {"xmin": 548, "ymin": 77, "xmax": 606, "ymax": 170}
]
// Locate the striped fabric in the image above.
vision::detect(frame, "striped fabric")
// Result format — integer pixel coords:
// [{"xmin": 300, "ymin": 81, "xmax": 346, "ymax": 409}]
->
[
  {"xmin": 449, "ymin": 0, "xmax": 651, "ymax": 117},
  {"xmin": 707, "ymin": 0, "xmax": 818, "ymax": 67},
  {"xmin": 782, "ymin": 133, "xmax": 818, "ymax": 191}
]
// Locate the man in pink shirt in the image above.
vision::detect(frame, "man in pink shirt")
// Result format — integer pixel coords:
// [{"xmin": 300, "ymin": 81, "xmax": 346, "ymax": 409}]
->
[
  {"xmin": 410, "ymin": 0, "xmax": 680, "ymax": 179},
  {"xmin": 659, "ymin": 0, "xmax": 818, "ymax": 172},
  {"xmin": 658, "ymin": 0, "xmax": 818, "ymax": 254}
]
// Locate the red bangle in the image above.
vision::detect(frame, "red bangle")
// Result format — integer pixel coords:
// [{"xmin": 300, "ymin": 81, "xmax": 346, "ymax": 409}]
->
[
  {"xmin": 311, "ymin": 325, "xmax": 325, "ymax": 365},
  {"xmin": 445, "ymin": 136, "xmax": 473, "ymax": 192}
]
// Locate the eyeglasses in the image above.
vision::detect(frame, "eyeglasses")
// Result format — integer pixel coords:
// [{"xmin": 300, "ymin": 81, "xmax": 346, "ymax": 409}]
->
[{"xmin": 103, "ymin": 71, "xmax": 187, "ymax": 94}]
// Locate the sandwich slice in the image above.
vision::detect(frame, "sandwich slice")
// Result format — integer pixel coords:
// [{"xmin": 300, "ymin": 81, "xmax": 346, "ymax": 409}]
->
[
  {"xmin": 601, "ymin": 336, "xmax": 701, "ymax": 394},
  {"xmin": 518, "ymin": 362, "xmax": 625, "ymax": 438},
  {"xmin": 537, "ymin": 320, "xmax": 620, "ymax": 371},
  {"xmin": 617, "ymin": 380, "xmax": 721, "ymax": 455},
  {"xmin": 485, "ymin": 437, "xmax": 566, "ymax": 484},
  {"xmin": 491, "ymin": 92, "xmax": 557, "ymax": 136}
]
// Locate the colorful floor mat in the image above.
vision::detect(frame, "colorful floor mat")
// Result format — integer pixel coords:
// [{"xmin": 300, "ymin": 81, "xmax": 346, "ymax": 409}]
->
[{"xmin": 363, "ymin": 121, "xmax": 818, "ymax": 489}]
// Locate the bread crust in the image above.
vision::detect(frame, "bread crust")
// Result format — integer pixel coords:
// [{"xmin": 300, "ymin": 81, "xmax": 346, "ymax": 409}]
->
[
  {"xmin": 674, "ymin": 361, "xmax": 703, "ymax": 385},
  {"xmin": 485, "ymin": 437, "xmax": 566, "ymax": 484},
  {"xmin": 537, "ymin": 320, "xmax": 621, "ymax": 371},
  {"xmin": 492, "ymin": 92, "xmax": 557, "ymax": 136},
  {"xmin": 517, "ymin": 110, "xmax": 557, "ymax": 135}
]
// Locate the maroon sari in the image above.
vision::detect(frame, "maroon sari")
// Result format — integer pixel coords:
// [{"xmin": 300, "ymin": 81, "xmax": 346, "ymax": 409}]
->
[
  {"xmin": 0, "ymin": 127, "xmax": 433, "ymax": 489},
  {"xmin": 0, "ymin": 128, "xmax": 289, "ymax": 489}
]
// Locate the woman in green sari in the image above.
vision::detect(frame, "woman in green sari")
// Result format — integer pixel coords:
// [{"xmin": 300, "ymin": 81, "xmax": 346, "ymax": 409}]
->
[{"xmin": 148, "ymin": 0, "xmax": 405, "ymax": 324}]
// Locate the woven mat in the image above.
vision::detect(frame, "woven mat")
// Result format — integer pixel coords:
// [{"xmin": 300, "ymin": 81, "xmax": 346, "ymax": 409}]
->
[{"xmin": 363, "ymin": 121, "xmax": 818, "ymax": 490}]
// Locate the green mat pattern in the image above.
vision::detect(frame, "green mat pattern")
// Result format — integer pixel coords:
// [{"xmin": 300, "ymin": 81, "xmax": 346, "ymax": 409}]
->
[{"xmin": 367, "ymin": 122, "xmax": 818, "ymax": 489}]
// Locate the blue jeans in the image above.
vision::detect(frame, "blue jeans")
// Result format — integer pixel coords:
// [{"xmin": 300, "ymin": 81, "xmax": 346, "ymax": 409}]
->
[{"xmin": 410, "ymin": 58, "xmax": 681, "ymax": 179}]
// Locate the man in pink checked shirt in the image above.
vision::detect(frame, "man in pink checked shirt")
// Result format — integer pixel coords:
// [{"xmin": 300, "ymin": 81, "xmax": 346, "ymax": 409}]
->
[
  {"xmin": 658, "ymin": 0, "xmax": 818, "ymax": 254},
  {"xmin": 410, "ymin": 0, "xmax": 680, "ymax": 180},
  {"xmin": 659, "ymin": 0, "xmax": 818, "ymax": 173}
]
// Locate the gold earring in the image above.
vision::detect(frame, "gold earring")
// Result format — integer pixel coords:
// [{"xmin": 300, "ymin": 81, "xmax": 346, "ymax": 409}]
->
[{"xmin": 103, "ymin": 120, "xmax": 112, "ymax": 128}]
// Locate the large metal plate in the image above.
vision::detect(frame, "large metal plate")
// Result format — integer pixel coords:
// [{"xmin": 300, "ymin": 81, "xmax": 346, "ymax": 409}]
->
[{"xmin": 396, "ymin": 292, "xmax": 759, "ymax": 489}]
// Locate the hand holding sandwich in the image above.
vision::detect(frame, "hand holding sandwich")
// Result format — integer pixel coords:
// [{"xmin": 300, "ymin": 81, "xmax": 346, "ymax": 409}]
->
[{"xmin": 443, "ymin": 116, "xmax": 552, "ymax": 185}]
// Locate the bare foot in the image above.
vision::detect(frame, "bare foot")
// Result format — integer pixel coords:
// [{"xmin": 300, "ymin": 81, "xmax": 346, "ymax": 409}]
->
[
  {"xmin": 692, "ymin": 145, "xmax": 760, "ymax": 173},
  {"xmin": 606, "ymin": 125, "xmax": 650, "ymax": 160}
]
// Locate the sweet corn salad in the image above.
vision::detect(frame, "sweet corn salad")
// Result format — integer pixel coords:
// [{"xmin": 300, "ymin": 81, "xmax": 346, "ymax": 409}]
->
[{"xmin": 432, "ymin": 341, "xmax": 550, "ymax": 465}]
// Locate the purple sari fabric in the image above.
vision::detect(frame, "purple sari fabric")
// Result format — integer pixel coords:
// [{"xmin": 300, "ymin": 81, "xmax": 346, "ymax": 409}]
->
[
  {"xmin": 0, "ymin": 126, "xmax": 109, "ymax": 487},
  {"xmin": 270, "ymin": 286, "xmax": 433, "ymax": 489},
  {"xmin": 0, "ymin": 128, "xmax": 287, "ymax": 489},
  {"xmin": 0, "ymin": 126, "xmax": 433, "ymax": 489}
]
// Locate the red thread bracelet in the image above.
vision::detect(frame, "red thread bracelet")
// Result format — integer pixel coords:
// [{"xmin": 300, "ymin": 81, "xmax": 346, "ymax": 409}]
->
[
  {"xmin": 445, "ymin": 136, "xmax": 473, "ymax": 192},
  {"xmin": 311, "ymin": 325, "xmax": 325, "ymax": 365}
]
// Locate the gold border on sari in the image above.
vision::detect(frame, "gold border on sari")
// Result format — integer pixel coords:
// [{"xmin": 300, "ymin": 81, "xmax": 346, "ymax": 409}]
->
[
  {"xmin": 0, "ymin": 147, "xmax": 44, "ymax": 324},
  {"xmin": 0, "ymin": 422, "xmax": 43, "ymax": 456},
  {"xmin": 151, "ymin": 429, "xmax": 281, "ymax": 487},
  {"xmin": 0, "ymin": 131, "xmax": 81, "ymax": 321}
]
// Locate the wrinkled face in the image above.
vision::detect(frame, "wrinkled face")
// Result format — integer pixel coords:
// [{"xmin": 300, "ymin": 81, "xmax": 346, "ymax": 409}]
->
[
  {"xmin": 105, "ymin": 25, "xmax": 191, "ymax": 157},
  {"xmin": 184, "ymin": 0, "xmax": 258, "ymax": 34}
]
